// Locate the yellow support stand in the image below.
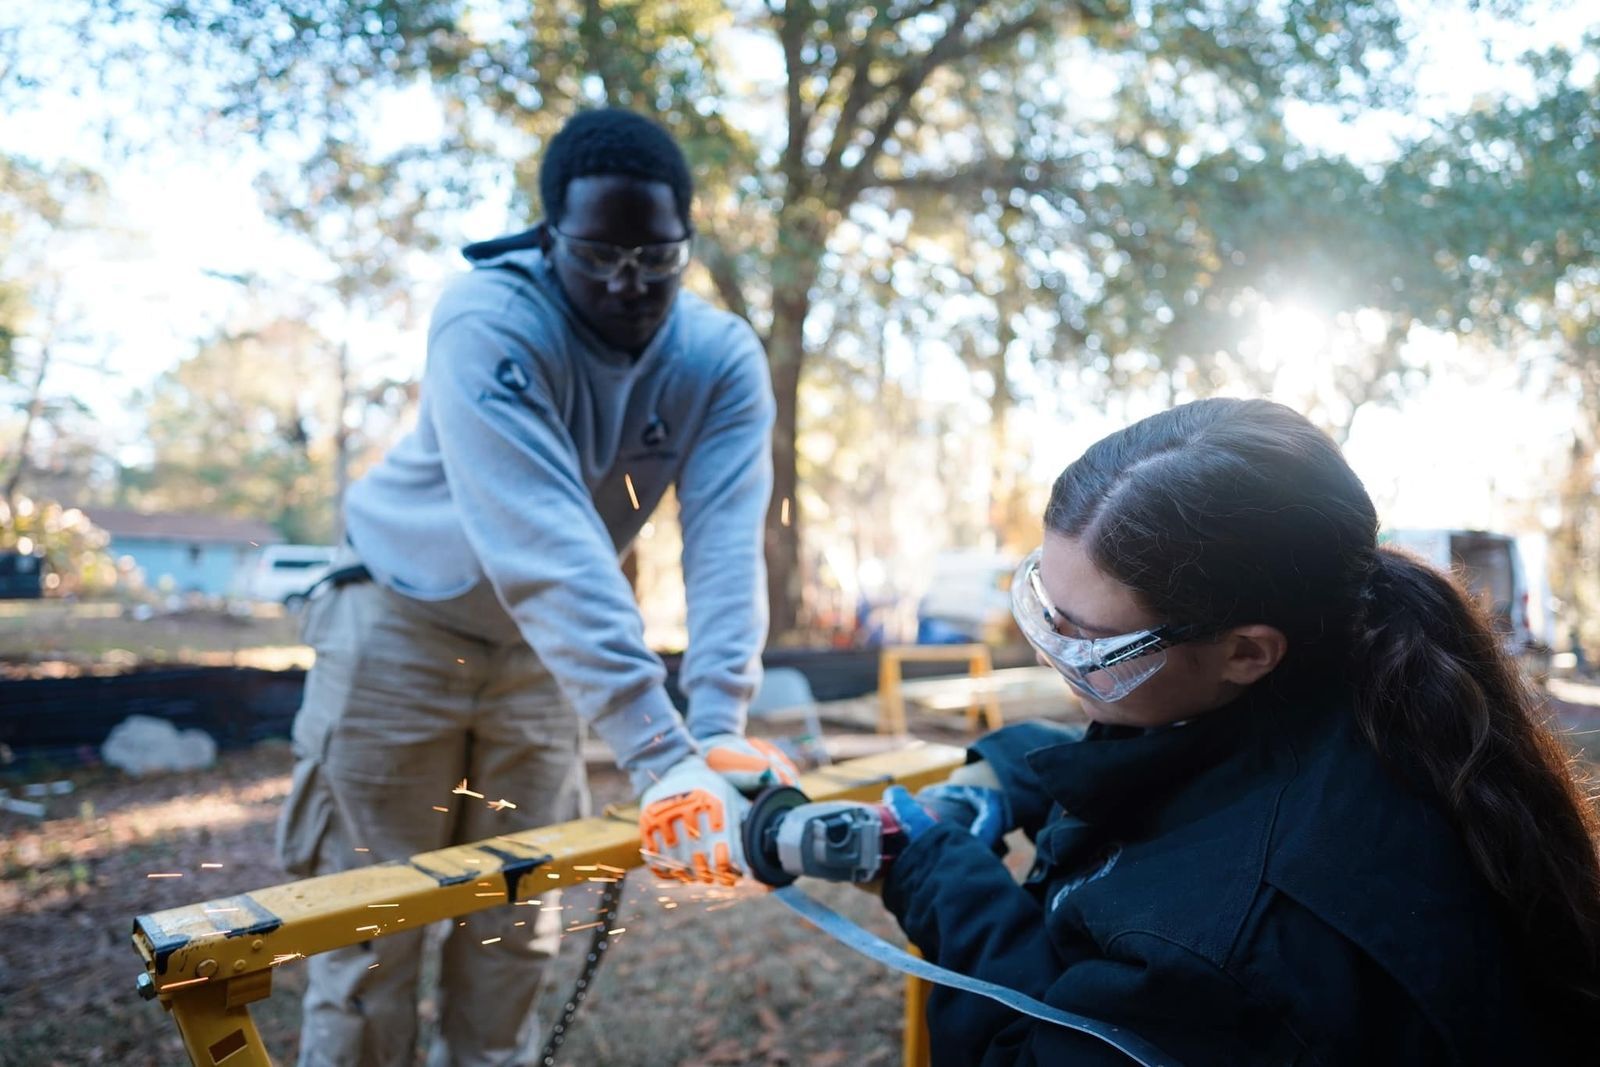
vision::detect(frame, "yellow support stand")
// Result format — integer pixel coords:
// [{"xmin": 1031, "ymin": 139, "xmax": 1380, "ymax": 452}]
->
[
  {"xmin": 132, "ymin": 744, "xmax": 965, "ymax": 1066},
  {"xmin": 903, "ymin": 947, "xmax": 933, "ymax": 1067},
  {"xmin": 877, "ymin": 643, "xmax": 1004, "ymax": 735}
]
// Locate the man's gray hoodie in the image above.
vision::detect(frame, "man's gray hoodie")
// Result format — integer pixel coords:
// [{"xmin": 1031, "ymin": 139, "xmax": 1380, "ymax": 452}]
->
[{"xmin": 343, "ymin": 246, "xmax": 774, "ymax": 792}]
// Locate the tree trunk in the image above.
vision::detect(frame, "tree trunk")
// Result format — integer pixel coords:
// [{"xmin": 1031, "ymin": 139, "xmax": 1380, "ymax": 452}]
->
[
  {"xmin": 333, "ymin": 339, "xmax": 351, "ymax": 544},
  {"xmin": 2, "ymin": 336, "xmax": 51, "ymax": 511},
  {"xmin": 765, "ymin": 286, "xmax": 807, "ymax": 640}
]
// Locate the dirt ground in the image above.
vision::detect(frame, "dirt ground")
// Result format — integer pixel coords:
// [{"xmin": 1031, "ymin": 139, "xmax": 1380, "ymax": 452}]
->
[
  {"xmin": 3, "ymin": 626, "xmax": 1598, "ymax": 1066},
  {"xmin": 0, "ymin": 726, "xmax": 976, "ymax": 1067},
  {"xmin": 0, "ymin": 601, "xmax": 310, "ymax": 679}
]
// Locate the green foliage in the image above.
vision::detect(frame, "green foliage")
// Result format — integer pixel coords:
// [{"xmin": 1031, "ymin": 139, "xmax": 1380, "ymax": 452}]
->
[
  {"xmin": 79, "ymin": 0, "xmax": 1571, "ymax": 632},
  {"xmin": 126, "ymin": 318, "xmax": 341, "ymax": 544},
  {"xmin": 0, "ymin": 496, "xmax": 119, "ymax": 595},
  {"xmin": 1381, "ymin": 38, "xmax": 1599, "ymax": 340}
]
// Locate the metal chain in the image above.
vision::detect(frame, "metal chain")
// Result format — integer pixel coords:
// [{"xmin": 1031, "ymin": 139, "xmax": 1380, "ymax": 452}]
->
[{"xmin": 538, "ymin": 873, "xmax": 626, "ymax": 1066}]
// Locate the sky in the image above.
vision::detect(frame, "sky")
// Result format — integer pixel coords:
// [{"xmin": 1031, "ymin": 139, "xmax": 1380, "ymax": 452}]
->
[{"xmin": 2, "ymin": 0, "xmax": 1595, "ymax": 540}]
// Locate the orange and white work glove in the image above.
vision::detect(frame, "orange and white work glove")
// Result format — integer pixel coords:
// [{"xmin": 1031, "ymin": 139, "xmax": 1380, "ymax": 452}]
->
[
  {"xmin": 699, "ymin": 733, "xmax": 800, "ymax": 796},
  {"xmin": 639, "ymin": 755, "xmax": 751, "ymax": 885}
]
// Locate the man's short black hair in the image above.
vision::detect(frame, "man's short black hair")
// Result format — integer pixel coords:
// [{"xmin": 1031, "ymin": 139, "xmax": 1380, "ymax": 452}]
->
[{"xmin": 539, "ymin": 108, "xmax": 693, "ymax": 229}]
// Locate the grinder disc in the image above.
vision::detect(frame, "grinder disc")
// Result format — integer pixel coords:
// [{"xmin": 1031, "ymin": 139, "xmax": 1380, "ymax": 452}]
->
[{"xmin": 741, "ymin": 785, "xmax": 811, "ymax": 886}]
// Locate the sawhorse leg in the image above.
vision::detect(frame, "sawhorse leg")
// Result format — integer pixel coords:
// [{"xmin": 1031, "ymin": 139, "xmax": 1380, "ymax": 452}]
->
[
  {"xmin": 904, "ymin": 949, "xmax": 931, "ymax": 1067},
  {"xmin": 165, "ymin": 976, "xmax": 272, "ymax": 1066}
]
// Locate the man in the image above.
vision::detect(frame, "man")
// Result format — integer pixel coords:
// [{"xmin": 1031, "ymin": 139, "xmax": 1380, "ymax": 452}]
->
[{"xmin": 277, "ymin": 108, "xmax": 795, "ymax": 1067}]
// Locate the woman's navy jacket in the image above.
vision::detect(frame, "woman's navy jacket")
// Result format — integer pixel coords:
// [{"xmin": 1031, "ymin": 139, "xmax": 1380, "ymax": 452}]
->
[{"xmin": 881, "ymin": 686, "xmax": 1561, "ymax": 1066}]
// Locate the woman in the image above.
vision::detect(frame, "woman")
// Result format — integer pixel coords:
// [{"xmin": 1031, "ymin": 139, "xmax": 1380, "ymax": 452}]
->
[{"xmin": 880, "ymin": 398, "xmax": 1600, "ymax": 1065}]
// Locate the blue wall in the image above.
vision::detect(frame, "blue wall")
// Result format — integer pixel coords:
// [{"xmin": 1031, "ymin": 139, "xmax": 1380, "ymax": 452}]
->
[{"xmin": 110, "ymin": 537, "xmax": 258, "ymax": 598}]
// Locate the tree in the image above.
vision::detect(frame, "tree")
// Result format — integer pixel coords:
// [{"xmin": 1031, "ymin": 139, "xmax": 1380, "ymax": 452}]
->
[
  {"xmin": 0, "ymin": 155, "xmax": 107, "ymax": 510},
  {"xmin": 82, "ymin": 0, "xmax": 1438, "ymax": 634},
  {"xmin": 1379, "ymin": 37, "xmax": 1600, "ymax": 651},
  {"xmin": 127, "ymin": 317, "xmax": 343, "ymax": 543},
  {"xmin": 255, "ymin": 136, "xmax": 461, "ymax": 538}
]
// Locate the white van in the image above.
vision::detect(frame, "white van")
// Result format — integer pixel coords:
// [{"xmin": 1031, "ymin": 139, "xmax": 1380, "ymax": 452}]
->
[
  {"xmin": 246, "ymin": 544, "xmax": 337, "ymax": 608},
  {"xmin": 1379, "ymin": 528, "xmax": 1541, "ymax": 662},
  {"xmin": 915, "ymin": 550, "xmax": 1020, "ymax": 644}
]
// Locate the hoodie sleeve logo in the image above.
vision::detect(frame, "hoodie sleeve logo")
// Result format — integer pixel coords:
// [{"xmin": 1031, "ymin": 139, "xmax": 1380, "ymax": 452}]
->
[
  {"xmin": 495, "ymin": 358, "xmax": 531, "ymax": 392},
  {"xmin": 641, "ymin": 416, "xmax": 670, "ymax": 449}
]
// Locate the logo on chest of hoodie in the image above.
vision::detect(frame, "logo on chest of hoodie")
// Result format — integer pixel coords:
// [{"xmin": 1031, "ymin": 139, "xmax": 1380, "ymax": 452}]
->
[
  {"xmin": 495, "ymin": 358, "xmax": 531, "ymax": 393},
  {"xmin": 641, "ymin": 416, "xmax": 669, "ymax": 449},
  {"xmin": 621, "ymin": 414, "xmax": 676, "ymax": 462}
]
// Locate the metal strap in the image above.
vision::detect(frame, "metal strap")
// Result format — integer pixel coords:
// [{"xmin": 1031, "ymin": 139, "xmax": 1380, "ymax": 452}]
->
[{"xmin": 772, "ymin": 885, "xmax": 1183, "ymax": 1067}]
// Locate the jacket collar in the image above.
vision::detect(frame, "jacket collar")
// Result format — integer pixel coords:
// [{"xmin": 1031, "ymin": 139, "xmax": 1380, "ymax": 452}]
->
[{"xmin": 1024, "ymin": 686, "xmax": 1282, "ymax": 827}]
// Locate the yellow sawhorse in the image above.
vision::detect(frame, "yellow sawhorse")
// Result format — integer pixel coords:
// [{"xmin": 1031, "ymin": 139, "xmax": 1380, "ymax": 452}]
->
[
  {"xmin": 131, "ymin": 744, "xmax": 964, "ymax": 1066},
  {"xmin": 877, "ymin": 643, "xmax": 1004, "ymax": 736}
]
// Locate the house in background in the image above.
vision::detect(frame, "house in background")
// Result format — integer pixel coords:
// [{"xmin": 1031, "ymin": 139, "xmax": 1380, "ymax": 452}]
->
[{"xmin": 82, "ymin": 508, "xmax": 283, "ymax": 599}]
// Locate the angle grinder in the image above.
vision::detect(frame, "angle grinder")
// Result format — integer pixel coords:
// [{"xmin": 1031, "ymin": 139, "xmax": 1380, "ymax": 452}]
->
[{"xmin": 740, "ymin": 786, "xmax": 909, "ymax": 886}]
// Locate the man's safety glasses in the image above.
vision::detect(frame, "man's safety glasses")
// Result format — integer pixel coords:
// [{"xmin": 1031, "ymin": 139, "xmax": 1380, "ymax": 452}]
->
[
  {"xmin": 549, "ymin": 228, "xmax": 693, "ymax": 283},
  {"xmin": 1011, "ymin": 548, "xmax": 1211, "ymax": 702}
]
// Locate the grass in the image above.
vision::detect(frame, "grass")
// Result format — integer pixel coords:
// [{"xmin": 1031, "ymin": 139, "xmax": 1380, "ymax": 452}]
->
[{"xmin": 0, "ymin": 600, "xmax": 308, "ymax": 677}]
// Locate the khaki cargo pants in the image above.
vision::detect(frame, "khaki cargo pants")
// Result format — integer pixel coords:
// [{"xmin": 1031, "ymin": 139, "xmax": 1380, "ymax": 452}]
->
[{"xmin": 277, "ymin": 573, "xmax": 587, "ymax": 1067}]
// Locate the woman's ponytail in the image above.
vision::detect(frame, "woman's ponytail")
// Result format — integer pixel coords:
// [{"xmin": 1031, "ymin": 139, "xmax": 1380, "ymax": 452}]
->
[{"xmin": 1352, "ymin": 547, "xmax": 1600, "ymax": 1017}]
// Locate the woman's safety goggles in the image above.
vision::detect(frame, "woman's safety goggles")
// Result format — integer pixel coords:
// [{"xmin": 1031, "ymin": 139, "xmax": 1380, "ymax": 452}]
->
[
  {"xmin": 549, "ymin": 228, "xmax": 693, "ymax": 283},
  {"xmin": 1011, "ymin": 548, "xmax": 1210, "ymax": 702}
]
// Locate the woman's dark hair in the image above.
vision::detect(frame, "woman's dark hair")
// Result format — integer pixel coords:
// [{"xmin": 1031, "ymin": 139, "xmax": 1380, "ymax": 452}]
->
[
  {"xmin": 539, "ymin": 108, "xmax": 693, "ymax": 229},
  {"xmin": 1045, "ymin": 396, "xmax": 1600, "ymax": 1017}
]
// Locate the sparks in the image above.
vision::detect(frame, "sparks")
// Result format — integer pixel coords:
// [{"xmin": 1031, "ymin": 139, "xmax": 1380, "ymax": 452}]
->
[
  {"xmin": 433, "ymin": 806, "xmax": 450, "ymax": 812},
  {"xmin": 368, "ymin": 963, "xmax": 381, "ymax": 971},
  {"xmin": 452, "ymin": 779, "xmax": 485, "ymax": 799},
  {"xmin": 356, "ymin": 925, "xmax": 381, "ymax": 934},
  {"xmin": 624, "ymin": 473, "xmax": 640, "ymax": 510},
  {"xmin": 481, "ymin": 937, "xmax": 502, "ymax": 945},
  {"xmin": 487, "ymin": 798, "xmax": 518, "ymax": 811},
  {"xmin": 474, "ymin": 892, "xmax": 502, "ymax": 898},
  {"xmin": 159, "ymin": 976, "xmax": 210, "ymax": 991},
  {"xmin": 594, "ymin": 864, "xmax": 626, "ymax": 875},
  {"xmin": 270, "ymin": 953, "xmax": 306, "ymax": 966},
  {"xmin": 367, "ymin": 903, "xmax": 399, "ymax": 909},
  {"xmin": 146, "ymin": 872, "xmax": 183, "ymax": 879},
  {"xmin": 780, "ymin": 497, "xmax": 791, "ymax": 526},
  {"xmin": 565, "ymin": 921, "xmax": 604, "ymax": 933},
  {"xmin": 353, "ymin": 847, "xmax": 369, "ymax": 853},
  {"xmin": 199, "ymin": 863, "xmax": 224, "ymax": 869}
]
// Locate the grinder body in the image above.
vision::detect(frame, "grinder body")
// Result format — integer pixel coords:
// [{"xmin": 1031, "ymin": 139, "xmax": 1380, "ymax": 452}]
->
[{"xmin": 741, "ymin": 786, "xmax": 907, "ymax": 886}]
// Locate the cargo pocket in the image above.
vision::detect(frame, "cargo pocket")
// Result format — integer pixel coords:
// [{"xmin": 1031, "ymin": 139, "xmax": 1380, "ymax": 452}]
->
[{"xmin": 276, "ymin": 756, "xmax": 335, "ymax": 877}]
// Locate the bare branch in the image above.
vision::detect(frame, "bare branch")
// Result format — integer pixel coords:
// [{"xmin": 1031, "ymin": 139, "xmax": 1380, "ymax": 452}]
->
[
  {"xmin": 696, "ymin": 231, "xmax": 752, "ymax": 323},
  {"xmin": 819, "ymin": 27, "xmax": 884, "ymax": 181},
  {"xmin": 776, "ymin": 0, "xmax": 813, "ymax": 196},
  {"xmin": 837, "ymin": 3, "xmax": 1054, "ymax": 207},
  {"xmin": 859, "ymin": 157, "xmax": 1076, "ymax": 196}
]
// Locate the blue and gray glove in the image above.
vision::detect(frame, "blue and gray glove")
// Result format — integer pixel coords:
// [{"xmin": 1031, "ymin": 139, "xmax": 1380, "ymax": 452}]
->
[{"xmin": 882, "ymin": 779, "xmax": 1012, "ymax": 852}]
